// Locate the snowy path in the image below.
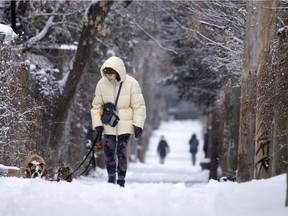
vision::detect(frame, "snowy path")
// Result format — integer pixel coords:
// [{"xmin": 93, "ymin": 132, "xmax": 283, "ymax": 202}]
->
[
  {"xmin": 0, "ymin": 119, "xmax": 287, "ymax": 216},
  {"xmin": 127, "ymin": 119, "xmax": 209, "ymax": 184}
]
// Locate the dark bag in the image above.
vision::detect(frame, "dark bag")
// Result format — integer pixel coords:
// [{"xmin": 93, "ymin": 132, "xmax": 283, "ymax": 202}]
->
[
  {"xmin": 100, "ymin": 82, "xmax": 122, "ymax": 127},
  {"xmin": 100, "ymin": 102, "xmax": 119, "ymax": 127}
]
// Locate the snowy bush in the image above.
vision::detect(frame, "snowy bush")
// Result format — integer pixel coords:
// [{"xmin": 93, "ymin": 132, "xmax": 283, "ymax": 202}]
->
[{"xmin": 29, "ymin": 63, "xmax": 60, "ymax": 98}]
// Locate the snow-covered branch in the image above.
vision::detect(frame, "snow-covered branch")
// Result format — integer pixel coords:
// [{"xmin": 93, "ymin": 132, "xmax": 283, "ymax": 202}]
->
[
  {"xmin": 195, "ymin": 30, "xmax": 235, "ymax": 53},
  {"xmin": 199, "ymin": 20, "xmax": 225, "ymax": 30},
  {"xmin": 26, "ymin": 16, "xmax": 55, "ymax": 48}
]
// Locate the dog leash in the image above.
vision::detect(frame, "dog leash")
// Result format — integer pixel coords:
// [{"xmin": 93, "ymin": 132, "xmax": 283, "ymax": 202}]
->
[{"xmin": 63, "ymin": 131, "xmax": 102, "ymax": 181}]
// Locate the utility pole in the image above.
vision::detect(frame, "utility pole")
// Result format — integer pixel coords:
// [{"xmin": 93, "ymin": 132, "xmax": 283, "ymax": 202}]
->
[{"xmin": 10, "ymin": 1, "xmax": 16, "ymax": 32}]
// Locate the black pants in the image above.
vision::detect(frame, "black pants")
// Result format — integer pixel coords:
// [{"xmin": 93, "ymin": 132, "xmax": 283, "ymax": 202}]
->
[{"xmin": 104, "ymin": 134, "xmax": 130, "ymax": 181}]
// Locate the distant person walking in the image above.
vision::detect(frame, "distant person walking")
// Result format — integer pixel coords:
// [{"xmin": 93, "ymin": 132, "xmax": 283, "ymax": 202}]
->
[
  {"xmin": 203, "ymin": 130, "xmax": 209, "ymax": 158},
  {"xmin": 189, "ymin": 134, "xmax": 199, "ymax": 165},
  {"xmin": 157, "ymin": 136, "xmax": 170, "ymax": 164}
]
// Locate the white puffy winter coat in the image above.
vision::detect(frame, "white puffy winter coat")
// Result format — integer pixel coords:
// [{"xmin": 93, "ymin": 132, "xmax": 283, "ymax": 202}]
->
[{"xmin": 91, "ymin": 56, "xmax": 146, "ymax": 135}]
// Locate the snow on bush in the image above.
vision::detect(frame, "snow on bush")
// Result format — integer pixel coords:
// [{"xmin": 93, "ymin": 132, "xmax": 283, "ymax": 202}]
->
[{"xmin": 29, "ymin": 64, "xmax": 60, "ymax": 97}]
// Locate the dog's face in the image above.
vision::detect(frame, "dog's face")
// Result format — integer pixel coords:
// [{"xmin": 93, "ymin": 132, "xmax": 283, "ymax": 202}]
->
[
  {"xmin": 27, "ymin": 160, "xmax": 47, "ymax": 178},
  {"xmin": 57, "ymin": 164, "xmax": 73, "ymax": 182}
]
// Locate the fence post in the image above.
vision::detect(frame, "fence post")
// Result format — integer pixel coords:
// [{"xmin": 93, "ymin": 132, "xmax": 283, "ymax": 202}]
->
[{"xmin": 0, "ymin": 32, "xmax": 5, "ymax": 44}]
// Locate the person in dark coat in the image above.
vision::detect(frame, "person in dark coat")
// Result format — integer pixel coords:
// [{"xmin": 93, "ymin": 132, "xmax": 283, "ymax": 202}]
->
[
  {"xmin": 157, "ymin": 136, "xmax": 170, "ymax": 164},
  {"xmin": 203, "ymin": 130, "xmax": 209, "ymax": 158},
  {"xmin": 189, "ymin": 133, "xmax": 199, "ymax": 165}
]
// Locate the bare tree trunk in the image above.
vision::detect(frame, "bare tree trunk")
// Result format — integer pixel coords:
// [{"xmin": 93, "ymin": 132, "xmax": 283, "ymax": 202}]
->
[
  {"xmin": 221, "ymin": 82, "xmax": 230, "ymax": 177},
  {"xmin": 221, "ymin": 75, "xmax": 240, "ymax": 179},
  {"xmin": 209, "ymin": 96, "xmax": 224, "ymax": 180},
  {"xmin": 286, "ymin": 173, "xmax": 288, "ymax": 207},
  {"xmin": 237, "ymin": 1, "xmax": 258, "ymax": 182},
  {"xmin": 272, "ymin": 25, "xmax": 288, "ymax": 176},
  {"xmin": 228, "ymin": 76, "xmax": 240, "ymax": 178},
  {"xmin": 254, "ymin": 0, "xmax": 275, "ymax": 179},
  {"xmin": 48, "ymin": 1, "xmax": 114, "ymax": 167}
]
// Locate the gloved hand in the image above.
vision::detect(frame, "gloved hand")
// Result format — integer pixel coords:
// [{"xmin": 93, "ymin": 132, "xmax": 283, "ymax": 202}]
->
[
  {"xmin": 133, "ymin": 125, "xmax": 142, "ymax": 138},
  {"xmin": 95, "ymin": 126, "xmax": 104, "ymax": 133}
]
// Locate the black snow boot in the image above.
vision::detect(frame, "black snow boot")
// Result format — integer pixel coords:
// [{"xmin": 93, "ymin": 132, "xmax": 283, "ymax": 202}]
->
[
  {"xmin": 108, "ymin": 176, "xmax": 116, "ymax": 184},
  {"xmin": 117, "ymin": 180, "xmax": 125, "ymax": 187}
]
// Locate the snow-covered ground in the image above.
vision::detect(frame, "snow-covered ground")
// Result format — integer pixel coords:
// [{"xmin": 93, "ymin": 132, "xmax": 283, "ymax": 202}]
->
[{"xmin": 0, "ymin": 119, "xmax": 287, "ymax": 216}]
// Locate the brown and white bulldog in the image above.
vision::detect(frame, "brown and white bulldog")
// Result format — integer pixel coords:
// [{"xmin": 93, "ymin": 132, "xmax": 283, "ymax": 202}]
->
[{"xmin": 22, "ymin": 154, "xmax": 48, "ymax": 179}]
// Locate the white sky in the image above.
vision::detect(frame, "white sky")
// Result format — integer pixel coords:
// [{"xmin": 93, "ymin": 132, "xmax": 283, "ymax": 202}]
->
[{"xmin": 0, "ymin": 119, "xmax": 287, "ymax": 216}]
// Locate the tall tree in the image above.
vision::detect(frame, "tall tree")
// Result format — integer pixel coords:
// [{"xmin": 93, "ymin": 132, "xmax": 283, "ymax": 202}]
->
[
  {"xmin": 272, "ymin": 23, "xmax": 288, "ymax": 176},
  {"xmin": 48, "ymin": 1, "xmax": 114, "ymax": 167},
  {"xmin": 209, "ymin": 96, "xmax": 224, "ymax": 180},
  {"xmin": 237, "ymin": 1, "xmax": 258, "ymax": 182},
  {"xmin": 221, "ymin": 76, "xmax": 240, "ymax": 179},
  {"xmin": 254, "ymin": 0, "xmax": 275, "ymax": 179}
]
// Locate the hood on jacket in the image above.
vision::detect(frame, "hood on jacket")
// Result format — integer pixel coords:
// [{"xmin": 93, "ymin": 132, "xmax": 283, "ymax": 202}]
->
[{"xmin": 100, "ymin": 56, "xmax": 126, "ymax": 82}]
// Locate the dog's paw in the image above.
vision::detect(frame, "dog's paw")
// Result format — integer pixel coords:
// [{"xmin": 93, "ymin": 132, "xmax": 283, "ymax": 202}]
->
[{"xmin": 219, "ymin": 176, "xmax": 237, "ymax": 182}]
